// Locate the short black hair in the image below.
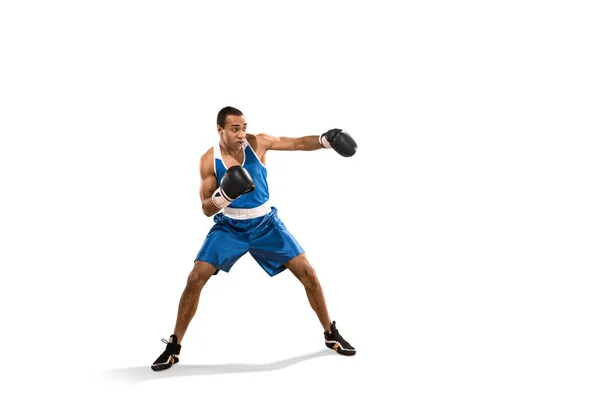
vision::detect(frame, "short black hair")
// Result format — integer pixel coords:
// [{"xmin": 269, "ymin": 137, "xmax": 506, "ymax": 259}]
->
[{"xmin": 217, "ymin": 106, "xmax": 244, "ymax": 128}]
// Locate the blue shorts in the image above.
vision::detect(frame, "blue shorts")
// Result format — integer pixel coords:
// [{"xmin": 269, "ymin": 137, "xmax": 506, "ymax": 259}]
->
[{"xmin": 194, "ymin": 207, "xmax": 304, "ymax": 277}]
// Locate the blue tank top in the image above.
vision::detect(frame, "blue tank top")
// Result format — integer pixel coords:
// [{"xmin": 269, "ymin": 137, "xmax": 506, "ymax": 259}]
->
[{"xmin": 214, "ymin": 140, "xmax": 270, "ymax": 208}]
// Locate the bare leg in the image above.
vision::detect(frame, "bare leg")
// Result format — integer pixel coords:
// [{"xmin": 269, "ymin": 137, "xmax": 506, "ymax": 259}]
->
[
  {"xmin": 173, "ymin": 260, "xmax": 216, "ymax": 342},
  {"xmin": 285, "ymin": 253, "xmax": 332, "ymax": 332}
]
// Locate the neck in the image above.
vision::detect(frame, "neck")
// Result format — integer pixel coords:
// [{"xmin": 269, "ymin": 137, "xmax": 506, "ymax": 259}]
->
[{"xmin": 220, "ymin": 141, "xmax": 244, "ymax": 158}]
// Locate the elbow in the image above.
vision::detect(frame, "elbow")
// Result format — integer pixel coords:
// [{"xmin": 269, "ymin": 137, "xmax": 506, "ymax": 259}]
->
[
  {"xmin": 201, "ymin": 202, "xmax": 218, "ymax": 217},
  {"xmin": 202, "ymin": 205, "xmax": 213, "ymax": 217},
  {"xmin": 200, "ymin": 194, "xmax": 215, "ymax": 217}
]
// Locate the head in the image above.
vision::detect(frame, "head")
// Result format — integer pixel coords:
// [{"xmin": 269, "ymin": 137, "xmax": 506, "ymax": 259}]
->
[{"xmin": 216, "ymin": 106, "xmax": 247, "ymax": 150}]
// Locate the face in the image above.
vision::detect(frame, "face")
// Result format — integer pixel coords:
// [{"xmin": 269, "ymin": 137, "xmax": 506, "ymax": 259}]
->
[{"xmin": 218, "ymin": 115, "xmax": 247, "ymax": 150}]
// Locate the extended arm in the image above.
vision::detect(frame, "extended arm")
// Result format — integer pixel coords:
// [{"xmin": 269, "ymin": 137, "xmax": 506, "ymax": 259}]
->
[
  {"xmin": 256, "ymin": 133, "xmax": 322, "ymax": 151},
  {"xmin": 255, "ymin": 129, "xmax": 357, "ymax": 157}
]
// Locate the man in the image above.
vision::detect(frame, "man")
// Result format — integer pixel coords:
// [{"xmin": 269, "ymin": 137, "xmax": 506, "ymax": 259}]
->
[{"xmin": 151, "ymin": 106, "xmax": 358, "ymax": 371}]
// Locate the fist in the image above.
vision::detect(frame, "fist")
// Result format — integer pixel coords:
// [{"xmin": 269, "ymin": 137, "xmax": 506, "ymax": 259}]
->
[
  {"xmin": 212, "ymin": 165, "xmax": 255, "ymax": 208},
  {"xmin": 221, "ymin": 165, "xmax": 255, "ymax": 199},
  {"xmin": 320, "ymin": 129, "xmax": 357, "ymax": 157}
]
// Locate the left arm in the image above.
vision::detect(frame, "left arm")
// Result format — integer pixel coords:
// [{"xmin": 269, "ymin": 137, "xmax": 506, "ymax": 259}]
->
[
  {"xmin": 250, "ymin": 129, "xmax": 357, "ymax": 158},
  {"xmin": 255, "ymin": 133, "xmax": 322, "ymax": 151}
]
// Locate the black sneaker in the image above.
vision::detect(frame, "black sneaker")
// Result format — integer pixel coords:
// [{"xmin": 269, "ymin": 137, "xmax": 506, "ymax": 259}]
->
[
  {"xmin": 151, "ymin": 334, "xmax": 181, "ymax": 371},
  {"xmin": 324, "ymin": 321, "xmax": 356, "ymax": 356}
]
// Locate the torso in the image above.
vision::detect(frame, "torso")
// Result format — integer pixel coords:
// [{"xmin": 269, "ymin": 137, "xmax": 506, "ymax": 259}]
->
[{"xmin": 212, "ymin": 134, "xmax": 270, "ymax": 208}]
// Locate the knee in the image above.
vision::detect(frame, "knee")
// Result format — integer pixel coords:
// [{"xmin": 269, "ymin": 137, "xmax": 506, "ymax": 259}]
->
[
  {"xmin": 187, "ymin": 261, "xmax": 213, "ymax": 289},
  {"xmin": 298, "ymin": 263, "xmax": 319, "ymax": 289}
]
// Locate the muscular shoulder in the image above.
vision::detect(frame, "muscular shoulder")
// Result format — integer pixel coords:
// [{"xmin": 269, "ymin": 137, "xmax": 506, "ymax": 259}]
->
[
  {"xmin": 199, "ymin": 147, "xmax": 215, "ymax": 177},
  {"xmin": 247, "ymin": 133, "xmax": 277, "ymax": 151}
]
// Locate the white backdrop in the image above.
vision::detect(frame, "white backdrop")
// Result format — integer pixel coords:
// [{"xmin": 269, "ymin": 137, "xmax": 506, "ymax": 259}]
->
[{"xmin": 1, "ymin": 1, "xmax": 599, "ymax": 399}]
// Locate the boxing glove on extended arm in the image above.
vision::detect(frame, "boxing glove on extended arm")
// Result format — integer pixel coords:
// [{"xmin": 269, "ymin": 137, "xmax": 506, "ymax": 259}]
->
[
  {"xmin": 319, "ymin": 129, "xmax": 357, "ymax": 157},
  {"xmin": 211, "ymin": 165, "xmax": 256, "ymax": 208}
]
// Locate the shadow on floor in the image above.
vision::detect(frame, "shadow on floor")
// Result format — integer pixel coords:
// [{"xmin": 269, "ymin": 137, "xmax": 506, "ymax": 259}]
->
[{"xmin": 102, "ymin": 349, "xmax": 334, "ymax": 384}]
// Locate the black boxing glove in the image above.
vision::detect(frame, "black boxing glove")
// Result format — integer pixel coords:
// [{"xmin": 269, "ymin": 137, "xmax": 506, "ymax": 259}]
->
[
  {"xmin": 211, "ymin": 165, "xmax": 256, "ymax": 208},
  {"xmin": 319, "ymin": 128, "xmax": 357, "ymax": 157}
]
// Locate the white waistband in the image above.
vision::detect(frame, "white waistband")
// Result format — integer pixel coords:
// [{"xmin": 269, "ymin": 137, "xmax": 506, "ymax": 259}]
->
[{"xmin": 222, "ymin": 202, "xmax": 272, "ymax": 220}]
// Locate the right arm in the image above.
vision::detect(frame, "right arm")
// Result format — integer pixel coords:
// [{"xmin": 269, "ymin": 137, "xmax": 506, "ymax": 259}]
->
[
  {"xmin": 199, "ymin": 150, "xmax": 221, "ymax": 217},
  {"xmin": 198, "ymin": 149, "xmax": 256, "ymax": 217}
]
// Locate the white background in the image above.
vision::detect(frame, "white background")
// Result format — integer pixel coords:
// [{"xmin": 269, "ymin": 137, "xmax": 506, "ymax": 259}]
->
[{"xmin": 1, "ymin": 1, "xmax": 599, "ymax": 399}]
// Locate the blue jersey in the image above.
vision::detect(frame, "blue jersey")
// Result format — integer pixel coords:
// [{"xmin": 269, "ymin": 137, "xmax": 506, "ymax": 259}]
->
[
  {"xmin": 213, "ymin": 140, "xmax": 269, "ymax": 208},
  {"xmin": 198, "ymin": 139, "xmax": 304, "ymax": 276}
]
